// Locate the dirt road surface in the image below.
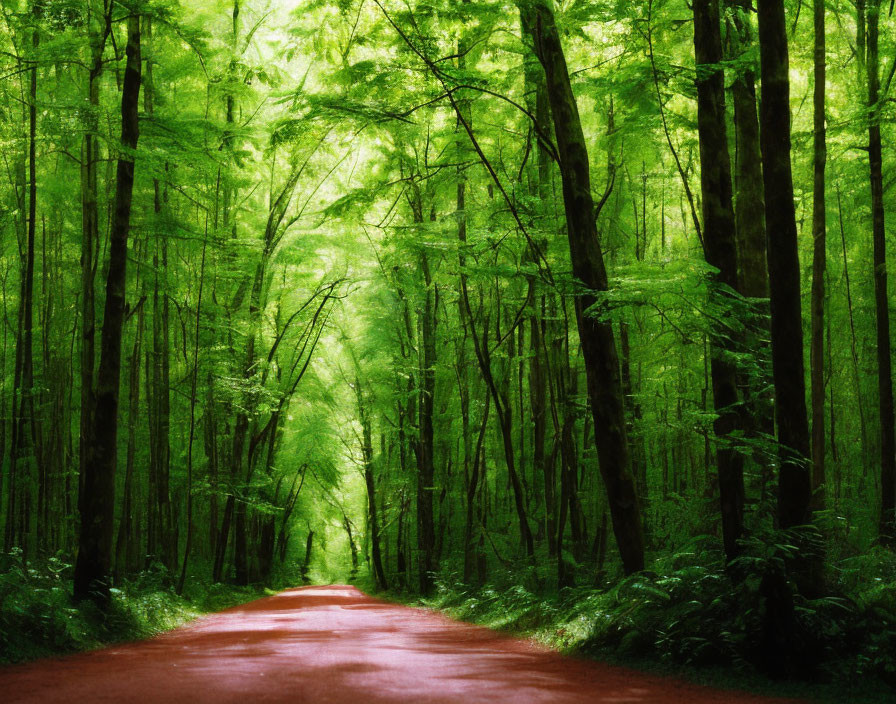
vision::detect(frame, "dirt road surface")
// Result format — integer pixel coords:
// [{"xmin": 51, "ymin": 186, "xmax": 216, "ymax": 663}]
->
[{"xmin": 0, "ymin": 585, "xmax": 802, "ymax": 703}]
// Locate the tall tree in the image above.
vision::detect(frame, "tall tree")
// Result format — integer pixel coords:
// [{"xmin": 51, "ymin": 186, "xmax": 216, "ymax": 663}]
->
[
  {"xmin": 809, "ymin": 0, "xmax": 827, "ymax": 512},
  {"xmin": 78, "ymin": 0, "xmax": 112, "ymax": 554},
  {"xmin": 144, "ymin": 16, "xmax": 174, "ymax": 572},
  {"xmin": 865, "ymin": 0, "xmax": 895, "ymax": 542},
  {"xmin": 355, "ymin": 375, "xmax": 387, "ymax": 590},
  {"xmin": 6, "ymin": 2, "xmax": 40, "ymax": 555},
  {"xmin": 727, "ymin": 0, "xmax": 768, "ymax": 300},
  {"xmin": 416, "ymin": 245, "xmax": 437, "ymax": 594},
  {"xmin": 525, "ymin": 0, "xmax": 644, "ymax": 574},
  {"xmin": 692, "ymin": 0, "xmax": 745, "ymax": 561},
  {"xmin": 74, "ymin": 14, "xmax": 142, "ymax": 603},
  {"xmin": 757, "ymin": 0, "xmax": 811, "ymax": 531}
]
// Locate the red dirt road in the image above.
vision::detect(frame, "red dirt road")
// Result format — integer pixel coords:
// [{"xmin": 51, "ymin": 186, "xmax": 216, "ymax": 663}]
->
[{"xmin": 1, "ymin": 585, "xmax": 800, "ymax": 703}]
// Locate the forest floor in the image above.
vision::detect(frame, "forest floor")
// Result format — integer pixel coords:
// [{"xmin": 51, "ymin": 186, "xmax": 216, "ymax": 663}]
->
[
  {"xmin": 0, "ymin": 558, "xmax": 266, "ymax": 665},
  {"xmin": 0, "ymin": 584, "xmax": 806, "ymax": 703}
]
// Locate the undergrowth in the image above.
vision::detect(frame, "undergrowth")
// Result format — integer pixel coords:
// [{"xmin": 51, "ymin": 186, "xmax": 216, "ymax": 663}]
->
[
  {"xmin": 0, "ymin": 550, "xmax": 265, "ymax": 664},
  {"xmin": 413, "ymin": 535, "xmax": 896, "ymax": 704}
]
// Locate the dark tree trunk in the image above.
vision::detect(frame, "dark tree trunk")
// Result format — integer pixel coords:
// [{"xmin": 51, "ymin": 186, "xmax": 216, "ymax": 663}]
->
[
  {"xmin": 355, "ymin": 377, "xmax": 387, "ymax": 590},
  {"xmin": 213, "ymin": 496, "xmax": 234, "ymax": 582},
  {"xmin": 693, "ymin": 0, "xmax": 745, "ymax": 562},
  {"xmin": 144, "ymin": 19, "xmax": 173, "ymax": 571},
  {"xmin": 519, "ymin": 4, "xmax": 552, "ymax": 557},
  {"xmin": 74, "ymin": 15, "xmax": 142, "ymax": 603},
  {"xmin": 727, "ymin": 0, "xmax": 768, "ymax": 301},
  {"xmin": 726, "ymin": 1, "xmax": 775, "ymax": 491},
  {"xmin": 866, "ymin": 0, "xmax": 895, "ymax": 541},
  {"xmin": 8, "ymin": 10, "xmax": 40, "ymax": 556},
  {"xmin": 416, "ymin": 247, "xmax": 437, "ymax": 594},
  {"xmin": 300, "ymin": 530, "xmax": 314, "ymax": 584},
  {"xmin": 79, "ymin": 4, "xmax": 110, "ymax": 525},
  {"xmin": 114, "ymin": 253, "xmax": 144, "ymax": 584},
  {"xmin": 757, "ymin": 0, "xmax": 812, "ymax": 531},
  {"xmin": 620, "ymin": 322, "xmax": 647, "ymax": 532},
  {"xmin": 526, "ymin": 0, "xmax": 644, "ymax": 574},
  {"xmin": 809, "ymin": 0, "xmax": 827, "ymax": 512},
  {"xmin": 463, "ymin": 394, "xmax": 489, "ymax": 583},
  {"xmin": 344, "ymin": 515, "xmax": 359, "ymax": 575}
]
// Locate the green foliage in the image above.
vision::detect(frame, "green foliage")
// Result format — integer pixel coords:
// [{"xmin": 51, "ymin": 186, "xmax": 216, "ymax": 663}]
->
[
  {"xmin": 416, "ymin": 538, "xmax": 896, "ymax": 699},
  {"xmin": 0, "ymin": 551, "xmax": 263, "ymax": 664},
  {"xmin": 0, "ymin": 0, "xmax": 894, "ymax": 696}
]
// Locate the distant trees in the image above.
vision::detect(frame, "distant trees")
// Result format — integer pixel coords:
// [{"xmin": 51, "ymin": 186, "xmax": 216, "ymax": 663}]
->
[{"xmin": 0, "ymin": 2, "xmax": 345, "ymax": 600}]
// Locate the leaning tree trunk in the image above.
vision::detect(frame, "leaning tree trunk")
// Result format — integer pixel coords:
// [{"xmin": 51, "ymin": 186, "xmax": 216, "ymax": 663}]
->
[
  {"xmin": 526, "ymin": 0, "xmax": 644, "ymax": 574},
  {"xmin": 74, "ymin": 15, "xmax": 142, "ymax": 603},
  {"xmin": 451, "ymin": 65, "xmax": 535, "ymax": 562},
  {"xmin": 693, "ymin": 0, "xmax": 745, "ymax": 562}
]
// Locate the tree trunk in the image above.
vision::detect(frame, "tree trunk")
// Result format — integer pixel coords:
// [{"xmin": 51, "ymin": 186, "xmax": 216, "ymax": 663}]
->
[
  {"xmin": 416, "ymin": 246, "xmax": 437, "ymax": 594},
  {"xmin": 300, "ymin": 530, "xmax": 314, "ymax": 584},
  {"xmin": 79, "ymin": 4, "xmax": 109, "ymax": 532},
  {"xmin": 144, "ymin": 18, "xmax": 173, "ymax": 571},
  {"xmin": 693, "ymin": 0, "xmax": 745, "ymax": 562},
  {"xmin": 866, "ymin": 0, "xmax": 895, "ymax": 541},
  {"xmin": 757, "ymin": 0, "xmax": 812, "ymax": 531},
  {"xmin": 809, "ymin": 0, "xmax": 827, "ymax": 512},
  {"xmin": 114, "ymin": 248, "xmax": 144, "ymax": 583},
  {"xmin": 463, "ymin": 394, "xmax": 489, "ymax": 583},
  {"xmin": 74, "ymin": 15, "xmax": 142, "ymax": 603},
  {"xmin": 355, "ymin": 377, "xmax": 387, "ymax": 590},
  {"xmin": 727, "ymin": 0, "xmax": 768, "ymax": 301},
  {"xmin": 726, "ymin": 0, "xmax": 775, "ymax": 491},
  {"xmin": 526, "ymin": 0, "xmax": 644, "ymax": 574}
]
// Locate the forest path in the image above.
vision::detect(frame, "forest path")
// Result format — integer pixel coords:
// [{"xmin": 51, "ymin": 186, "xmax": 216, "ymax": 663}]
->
[{"xmin": 1, "ymin": 584, "xmax": 800, "ymax": 703}]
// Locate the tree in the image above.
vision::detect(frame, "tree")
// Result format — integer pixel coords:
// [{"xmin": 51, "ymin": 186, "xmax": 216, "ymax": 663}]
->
[
  {"xmin": 809, "ymin": 0, "xmax": 827, "ymax": 513},
  {"xmin": 866, "ymin": 0, "xmax": 895, "ymax": 542},
  {"xmin": 74, "ymin": 13, "xmax": 142, "ymax": 603},
  {"xmin": 525, "ymin": 0, "xmax": 644, "ymax": 574},
  {"xmin": 757, "ymin": 0, "xmax": 811, "ymax": 531},
  {"xmin": 692, "ymin": 0, "xmax": 745, "ymax": 561}
]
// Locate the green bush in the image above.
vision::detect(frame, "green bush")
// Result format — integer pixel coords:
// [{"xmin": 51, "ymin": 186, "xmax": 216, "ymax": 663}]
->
[
  {"xmin": 417, "ymin": 534, "xmax": 896, "ymax": 694},
  {"xmin": 0, "ymin": 551, "xmax": 262, "ymax": 664}
]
